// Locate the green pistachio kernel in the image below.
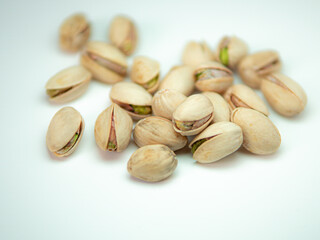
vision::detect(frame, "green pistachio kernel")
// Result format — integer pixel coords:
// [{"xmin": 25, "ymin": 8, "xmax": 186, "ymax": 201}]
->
[
  {"xmin": 46, "ymin": 89, "xmax": 60, "ymax": 97},
  {"xmin": 191, "ymin": 138, "xmax": 208, "ymax": 154},
  {"xmin": 108, "ymin": 141, "xmax": 117, "ymax": 150},
  {"xmin": 131, "ymin": 105, "xmax": 152, "ymax": 115},
  {"xmin": 144, "ymin": 75, "xmax": 158, "ymax": 89},
  {"xmin": 57, "ymin": 133, "xmax": 79, "ymax": 154},
  {"xmin": 175, "ymin": 121, "xmax": 193, "ymax": 131},
  {"xmin": 220, "ymin": 47, "xmax": 229, "ymax": 66}
]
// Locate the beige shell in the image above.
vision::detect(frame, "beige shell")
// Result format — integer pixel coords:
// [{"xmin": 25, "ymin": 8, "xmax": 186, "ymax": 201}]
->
[
  {"xmin": 130, "ymin": 56, "xmax": 160, "ymax": 93},
  {"xmin": 216, "ymin": 36, "xmax": 248, "ymax": 69},
  {"xmin": 80, "ymin": 41, "xmax": 127, "ymax": 84},
  {"xmin": 238, "ymin": 50, "xmax": 281, "ymax": 89},
  {"xmin": 45, "ymin": 66, "xmax": 91, "ymax": 103},
  {"xmin": 261, "ymin": 73, "xmax": 307, "ymax": 117},
  {"xmin": 133, "ymin": 116, "xmax": 188, "ymax": 151},
  {"xmin": 159, "ymin": 65, "xmax": 194, "ymax": 96},
  {"xmin": 109, "ymin": 15, "xmax": 137, "ymax": 56},
  {"xmin": 173, "ymin": 94, "xmax": 214, "ymax": 136},
  {"xmin": 127, "ymin": 144, "xmax": 178, "ymax": 182},
  {"xmin": 152, "ymin": 89, "xmax": 187, "ymax": 120},
  {"xmin": 231, "ymin": 108, "xmax": 281, "ymax": 155},
  {"xmin": 202, "ymin": 92, "xmax": 230, "ymax": 122},
  {"xmin": 224, "ymin": 84, "xmax": 269, "ymax": 116},
  {"xmin": 182, "ymin": 41, "xmax": 214, "ymax": 66},
  {"xmin": 94, "ymin": 103, "xmax": 133, "ymax": 152},
  {"xmin": 189, "ymin": 122, "xmax": 243, "ymax": 163},
  {"xmin": 59, "ymin": 13, "xmax": 90, "ymax": 52},
  {"xmin": 110, "ymin": 82, "xmax": 153, "ymax": 120},
  {"xmin": 46, "ymin": 107, "xmax": 84, "ymax": 157},
  {"xmin": 194, "ymin": 61, "xmax": 233, "ymax": 93}
]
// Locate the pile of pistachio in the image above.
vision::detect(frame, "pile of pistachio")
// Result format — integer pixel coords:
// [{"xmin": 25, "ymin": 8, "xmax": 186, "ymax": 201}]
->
[{"xmin": 46, "ymin": 13, "xmax": 307, "ymax": 182}]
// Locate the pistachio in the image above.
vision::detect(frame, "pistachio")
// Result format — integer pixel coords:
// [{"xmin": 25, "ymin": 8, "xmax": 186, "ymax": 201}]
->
[
  {"xmin": 133, "ymin": 116, "xmax": 188, "ymax": 151},
  {"xmin": 216, "ymin": 36, "xmax": 248, "ymax": 69},
  {"xmin": 46, "ymin": 107, "xmax": 84, "ymax": 157},
  {"xmin": 110, "ymin": 82, "xmax": 153, "ymax": 120},
  {"xmin": 130, "ymin": 56, "xmax": 160, "ymax": 93},
  {"xmin": 189, "ymin": 122, "xmax": 243, "ymax": 163},
  {"xmin": 152, "ymin": 89, "xmax": 187, "ymax": 120},
  {"xmin": 159, "ymin": 65, "xmax": 194, "ymax": 96},
  {"xmin": 94, "ymin": 103, "xmax": 133, "ymax": 152},
  {"xmin": 182, "ymin": 41, "xmax": 214, "ymax": 66},
  {"xmin": 127, "ymin": 144, "xmax": 178, "ymax": 182},
  {"xmin": 202, "ymin": 92, "xmax": 230, "ymax": 122},
  {"xmin": 224, "ymin": 84, "xmax": 269, "ymax": 116},
  {"xmin": 45, "ymin": 66, "xmax": 91, "ymax": 103},
  {"xmin": 59, "ymin": 13, "xmax": 90, "ymax": 52},
  {"xmin": 238, "ymin": 50, "xmax": 281, "ymax": 89},
  {"xmin": 261, "ymin": 73, "xmax": 307, "ymax": 117},
  {"xmin": 194, "ymin": 61, "xmax": 233, "ymax": 93},
  {"xmin": 80, "ymin": 41, "xmax": 127, "ymax": 84},
  {"xmin": 109, "ymin": 15, "xmax": 137, "ymax": 56},
  {"xmin": 231, "ymin": 108, "xmax": 281, "ymax": 154},
  {"xmin": 173, "ymin": 94, "xmax": 214, "ymax": 136}
]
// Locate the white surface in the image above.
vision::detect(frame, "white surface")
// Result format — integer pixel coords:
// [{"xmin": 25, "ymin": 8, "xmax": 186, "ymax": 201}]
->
[{"xmin": 1, "ymin": 0, "xmax": 320, "ymax": 239}]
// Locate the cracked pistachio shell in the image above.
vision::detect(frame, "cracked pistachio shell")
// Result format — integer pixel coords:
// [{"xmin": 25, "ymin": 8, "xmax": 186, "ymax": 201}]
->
[
  {"xmin": 194, "ymin": 61, "xmax": 233, "ymax": 93},
  {"xmin": 189, "ymin": 122, "xmax": 243, "ymax": 163},
  {"xmin": 238, "ymin": 50, "xmax": 281, "ymax": 89},
  {"xmin": 159, "ymin": 65, "xmax": 194, "ymax": 96},
  {"xmin": 133, "ymin": 116, "xmax": 188, "ymax": 151},
  {"xmin": 216, "ymin": 36, "xmax": 248, "ymax": 69},
  {"xmin": 173, "ymin": 94, "xmax": 214, "ymax": 136},
  {"xmin": 80, "ymin": 41, "xmax": 127, "ymax": 84},
  {"xmin": 152, "ymin": 89, "xmax": 187, "ymax": 120},
  {"xmin": 127, "ymin": 144, "xmax": 178, "ymax": 182},
  {"xmin": 202, "ymin": 92, "xmax": 230, "ymax": 122},
  {"xmin": 94, "ymin": 103, "xmax": 133, "ymax": 152},
  {"xmin": 109, "ymin": 15, "xmax": 137, "ymax": 56},
  {"xmin": 59, "ymin": 13, "xmax": 90, "ymax": 52},
  {"xmin": 110, "ymin": 82, "xmax": 153, "ymax": 120},
  {"xmin": 46, "ymin": 107, "xmax": 84, "ymax": 157},
  {"xmin": 224, "ymin": 84, "xmax": 269, "ymax": 116},
  {"xmin": 231, "ymin": 108, "xmax": 281, "ymax": 154},
  {"xmin": 261, "ymin": 73, "xmax": 307, "ymax": 117},
  {"xmin": 45, "ymin": 66, "xmax": 91, "ymax": 103},
  {"xmin": 130, "ymin": 56, "xmax": 160, "ymax": 93},
  {"xmin": 182, "ymin": 41, "xmax": 214, "ymax": 66}
]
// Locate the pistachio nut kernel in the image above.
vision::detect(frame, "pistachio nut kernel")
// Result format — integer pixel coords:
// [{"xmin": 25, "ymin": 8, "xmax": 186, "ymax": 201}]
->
[
  {"xmin": 59, "ymin": 13, "xmax": 90, "ymax": 52},
  {"xmin": 261, "ymin": 73, "xmax": 307, "ymax": 117},
  {"xmin": 127, "ymin": 144, "xmax": 178, "ymax": 182},
  {"xmin": 202, "ymin": 92, "xmax": 230, "ymax": 122},
  {"xmin": 182, "ymin": 41, "xmax": 214, "ymax": 66},
  {"xmin": 46, "ymin": 107, "xmax": 84, "ymax": 157},
  {"xmin": 238, "ymin": 50, "xmax": 281, "ymax": 89}
]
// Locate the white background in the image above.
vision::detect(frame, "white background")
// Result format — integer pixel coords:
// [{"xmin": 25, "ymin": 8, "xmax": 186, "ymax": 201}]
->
[{"xmin": 1, "ymin": 0, "xmax": 320, "ymax": 239}]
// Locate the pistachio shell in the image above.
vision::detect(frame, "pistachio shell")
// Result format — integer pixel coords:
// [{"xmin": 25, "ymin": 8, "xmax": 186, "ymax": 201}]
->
[
  {"xmin": 238, "ymin": 50, "xmax": 281, "ymax": 89},
  {"xmin": 189, "ymin": 122, "xmax": 243, "ymax": 163},
  {"xmin": 224, "ymin": 84, "xmax": 269, "ymax": 116},
  {"xmin": 182, "ymin": 41, "xmax": 214, "ymax": 66},
  {"xmin": 202, "ymin": 92, "xmax": 230, "ymax": 122},
  {"xmin": 261, "ymin": 73, "xmax": 307, "ymax": 117},
  {"xmin": 127, "ymin": 144, "xmax": 178, "ymax": 182},
  {"xmin": 231, "ymin": 108, "xmax": 281, "ymax": 154},
  {"xmin": 46, "ymin": 107, "xmax": 84, "ymax": 157}
]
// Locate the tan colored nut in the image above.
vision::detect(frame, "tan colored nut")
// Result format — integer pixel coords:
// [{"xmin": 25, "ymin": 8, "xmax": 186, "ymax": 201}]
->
[
  {"xmin": 261, "ymin": 73, "xmax": 307, "ymax": 117},
  {"xmin": 194, "ymin": 61, "xmax": 233, "ymax": 93},
  {"xmin": 110, "ymin": 82, "xmax": 153, "ymax": 120},
  {"xmin": 159, "ymin": 65, "xmax": 194, "ymax": 96},
  {"xmin": 46, "ymin": 107, "xmax": 84, "ymax": 157},
  {"xmin": 182, "ymin": 41, "xmax": 214, "ymax": 66},
  {"xmin": 45, "ymin": 66, "xmax": 91, "ymax": 103},
  {"xmin": 173, "ymin": 94, "xmax": 214, "ymax": 136},
  {"xmin": 202, "ymin": 92, "xmax": 230, "ymax": 122},
  {"xmin": 59, "ymin": 13, "xmax": 90, "ymax": 52},
  {"xmin": 189, "ymin": 122, "xmax": 243, "ymax": 163},
  {"xmin": 80, "ymin": 41, "xmax": 127, "ymax": 84},
  {"xmin": 152, "ymin": 89, "xmax": 187, "ymax": 120},
  {"xmin": 94, "ymin": 103, "xmax": 133, "ymax": 152},
  {"xmin": 231, "ymin": 108, "xmax": 281, "ymax": 154},
  {"xmin": 216, "ymin": 36, "xmax": 248, "ymax": 69},
  {"xmin": 127, "ymin": 144, "xmax": 178, "ymax": 182},
  {"xmin": 224, "ymin": 84, "xmax": 269, "ymax": 116},
  {"xmin": 133, "ymin": 116, "xmax": 188, "ymax": 151},
  {"xmin": 238, "ymin": 50, "xmax": 281, "ymax": 89},
  {"xmin": 130, "ymin": 56, "xmax": 160, "ymax": 93}
]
